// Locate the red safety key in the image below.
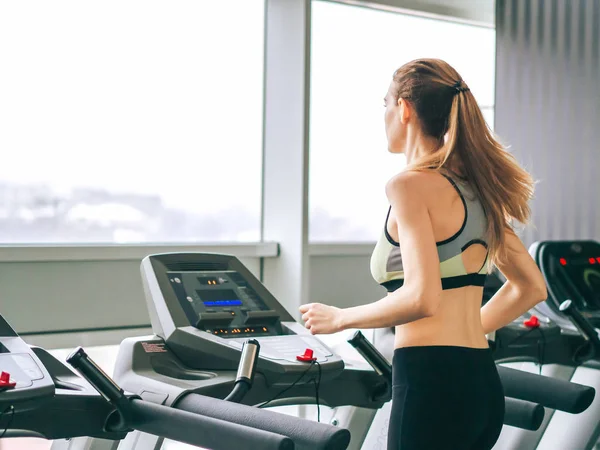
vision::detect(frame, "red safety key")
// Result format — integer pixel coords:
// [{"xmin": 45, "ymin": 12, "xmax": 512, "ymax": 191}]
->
[
  {"xmin": 524, "ymin": 315, "xmax": 541, "ymax": 328},
  {"xmin": 296, "ymin": 348, "xmax": 317, "ymax": 362},
  {"xmin": 0, "ymin": 371, "xmax": 16, "ymax": 389}
]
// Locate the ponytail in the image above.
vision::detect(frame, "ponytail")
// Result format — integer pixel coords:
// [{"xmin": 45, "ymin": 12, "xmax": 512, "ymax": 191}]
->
[{"xmin": 393, "ymin": 59, "xmax": 535, "ymax": 269}]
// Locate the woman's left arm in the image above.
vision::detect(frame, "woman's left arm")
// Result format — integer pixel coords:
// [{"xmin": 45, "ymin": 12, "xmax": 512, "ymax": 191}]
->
[{"xmin": 300, "ymin": 172, "xmax": 443, "ymax": 334}]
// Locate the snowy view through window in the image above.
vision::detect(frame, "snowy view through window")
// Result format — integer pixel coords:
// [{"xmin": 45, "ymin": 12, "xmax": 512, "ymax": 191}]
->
[
  {"xmin": 0, "ymin": 1, "xmax": 494, "ymax": 244},
  {"xmin": 0, "ymin": 0, "xmax": 264, "ymax": 243}
]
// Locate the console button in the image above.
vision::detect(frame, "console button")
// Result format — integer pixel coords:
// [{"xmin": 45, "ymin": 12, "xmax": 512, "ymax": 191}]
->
[
  {"xmin": 195, "ymin": 312, "xmax": 235, "ymax": 329},
  {"xmin": 244, "ymin": 310, "xmax": 280, "ymax": 325}
]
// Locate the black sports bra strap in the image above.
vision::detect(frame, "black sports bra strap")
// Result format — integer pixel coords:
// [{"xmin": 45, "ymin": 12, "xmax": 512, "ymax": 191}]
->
[{"xmin": 384, "ymin": 205, "xmax": 400, "ymax": 247}]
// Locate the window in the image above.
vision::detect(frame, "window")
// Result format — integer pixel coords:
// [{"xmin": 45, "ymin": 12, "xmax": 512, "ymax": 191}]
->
[
  {"xmin": 309, "ymin": 2, "xmax": 496, "ymax": 241},
  {"xmin": 0, "ymin": 0, "xmax": 264, "ymax": 243}
]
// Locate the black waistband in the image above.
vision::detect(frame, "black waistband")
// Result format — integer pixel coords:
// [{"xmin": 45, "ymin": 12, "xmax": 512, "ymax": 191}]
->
[
  {"xmin": 392, "ymin": 344, "xmax": 496, "ymax": 387},
  {"xmin": 382, "ymin": 273, "xmax": 487, "ymax": 293}
]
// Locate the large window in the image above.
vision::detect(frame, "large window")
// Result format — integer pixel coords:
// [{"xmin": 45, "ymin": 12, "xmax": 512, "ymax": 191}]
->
[
  {"xmin": 0, "ymin": 0, "xmax": 264, "ymax": 243},
  {"xmin": 309, "ymin": 2, "xmax": 496, "ymax": 241}
]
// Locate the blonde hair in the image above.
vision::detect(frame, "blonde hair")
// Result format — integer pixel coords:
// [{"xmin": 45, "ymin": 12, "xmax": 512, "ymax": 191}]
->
[{"xmin": 392, "ymin": 58, "xmax": 534, "ymax": 268}]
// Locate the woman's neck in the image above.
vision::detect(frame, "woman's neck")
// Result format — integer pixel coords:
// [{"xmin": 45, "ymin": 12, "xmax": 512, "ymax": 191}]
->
[{"xmin": 404, "ymin": 129, "xmax": 441, "ymax": 165}]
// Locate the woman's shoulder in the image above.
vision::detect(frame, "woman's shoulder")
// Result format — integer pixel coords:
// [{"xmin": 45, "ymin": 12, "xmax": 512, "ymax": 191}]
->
[{"xmin": 385, "ymin": 169, "xmax": 443, "ymax": 202}]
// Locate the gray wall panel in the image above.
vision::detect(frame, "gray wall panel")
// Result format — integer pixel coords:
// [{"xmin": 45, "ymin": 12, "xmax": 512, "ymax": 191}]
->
[
  {"xmin": 2, "ymin": 253, "xmax": 372, "ymax": 342},
  {"xmin": 310, "ymin": 255, "xmax": 385, "ymax": 310},
  {"xmin": 496, "ymin": 0, "xmax": 600, "ymax": 245},
  {"xmin": 0, "ymin": 260, "xmax": 147, "ymax": 334},
  {"xmin": 1, "ymin": 251, "xmax": 378, "ymax": 338},
  {"xmin": 2, "ymin": 258, "xmax": 260, "ymax": 334}
]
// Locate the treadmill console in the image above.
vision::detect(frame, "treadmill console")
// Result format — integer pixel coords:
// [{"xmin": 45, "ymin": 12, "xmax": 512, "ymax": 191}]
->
[
  {"xmin": 0, "ymin": 315, "xmax": 54, "ymax": 409},
  {"xmin": 532, "ymin": 240, "xmax": 600, "ymax": 329},
  {"xmin": 168, "ymin": 270, "xmax": 281, "ymax": 338},
  {"xmin": 142, "ymin": 253, "xmax": 343, "ymax": 376}
]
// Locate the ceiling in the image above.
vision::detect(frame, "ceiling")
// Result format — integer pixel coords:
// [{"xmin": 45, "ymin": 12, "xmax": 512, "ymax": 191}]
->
[{"xmin": 325, "ymin": 0, "xmax": 496, "ymax": 26}]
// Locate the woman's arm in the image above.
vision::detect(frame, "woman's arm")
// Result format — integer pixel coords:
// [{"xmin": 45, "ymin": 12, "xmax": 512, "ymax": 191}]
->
[
  {"xmin": 479, "ymin": 228, "xmax": 547, "ymax": 334},
  {"xmin": 300, "ymin": 172, "xmax": 443, "ymax": 334}
]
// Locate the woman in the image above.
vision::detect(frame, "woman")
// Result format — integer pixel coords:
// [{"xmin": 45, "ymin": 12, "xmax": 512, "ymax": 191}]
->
[{"xmin": 300, "ymin": 58, "xmax": 548, "ymax": 450}]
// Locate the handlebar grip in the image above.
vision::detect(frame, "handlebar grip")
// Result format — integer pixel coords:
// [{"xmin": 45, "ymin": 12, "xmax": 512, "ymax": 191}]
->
[
  {"xmin": 498, "ymin": 365, "xmax": 595, "ymax": 414},
  {"xmin": 347, "ymin": 331, "xmax": 392, "ymax": 383},
  {"xmin": 237, "ymin": 339, "xmax": 260, "ymax": 384},
  {"xmin": 175, "ymin": 392, "xmax": 350, "ymax": 450},
  {"xmin": 129, "ymin": 399, "xmax": 293, "ymax": 450},
  {"xmin": 225, "ymin": 339, "xmax": 261, "ymax": 403},
  {"xmin": 66, "ymin": 347, "xmax": 124, "ymax": 404},
  {"xmin": 503, "ymin": 397, "xmax": 545, "ymax": 431}
]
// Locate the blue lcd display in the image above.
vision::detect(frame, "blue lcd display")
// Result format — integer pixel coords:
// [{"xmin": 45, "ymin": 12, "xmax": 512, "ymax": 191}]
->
[
  {"xmin": 203, "ymin": 300, "xmax": 243, "ymax": 307},
  {"xmin": 197, "ymin": 289, "xmax": 243, "ymax": 308}
]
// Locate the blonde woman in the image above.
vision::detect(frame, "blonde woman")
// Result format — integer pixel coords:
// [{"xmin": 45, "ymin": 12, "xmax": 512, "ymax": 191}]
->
[{"xmin": 300, "ymin": 59, "xmax": 547, "ymax": 449}]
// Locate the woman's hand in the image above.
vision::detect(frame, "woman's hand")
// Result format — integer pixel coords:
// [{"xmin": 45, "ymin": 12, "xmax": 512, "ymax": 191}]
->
[{"xmin": 299, "ymin": 303, "xmax": 345, "ymax": 335}]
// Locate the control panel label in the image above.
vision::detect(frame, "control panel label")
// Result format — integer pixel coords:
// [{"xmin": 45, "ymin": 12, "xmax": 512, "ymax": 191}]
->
[{"xmin": 142, "ymin": 342, "xmax": 168, "ymax": 353}]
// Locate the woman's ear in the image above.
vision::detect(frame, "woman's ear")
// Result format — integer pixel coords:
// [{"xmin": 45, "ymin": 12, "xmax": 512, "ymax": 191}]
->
[{"xmin": 398, "ymin": 98, "xmax": 411, "ymax": 124}]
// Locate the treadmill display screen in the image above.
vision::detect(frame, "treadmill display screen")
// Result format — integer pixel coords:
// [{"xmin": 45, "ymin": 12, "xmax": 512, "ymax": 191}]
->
[
  {"xmin": 167, "ymin": 270, "xmax": 277, "ymax": 337},
  {"xmin": 196, "ymin": 289, "xmax": 241, "ymax": 306},
  {"xmin": 557, "ymin": 257, "xmax": 600, "ymax": 308},
  {"xmin": 202, "ymin": 300, "xmax": 243, "ymax": 307}
]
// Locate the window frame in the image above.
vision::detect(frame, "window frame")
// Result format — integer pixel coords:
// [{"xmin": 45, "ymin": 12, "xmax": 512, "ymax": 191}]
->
[
  {"xmin": 0, "ymin": 242, "xmax": 279, "ymax": 262},
  {"xmin": 0, "ymin": 0, "xmax": 494, "ymax": 257},
  {"xmin": 0, "ymin": 0, "xmax": 496, "ymax": 344},
  {"xmin": 308, "ymin": 0, "xmax": 496, "ymax": 242},
  {"xmin": 0, "ymin": 0, "xmax": 267, "ymax": 249},
  {"xmin": 318, "ymin": 0, "xmax": 494, "ymax": 27}
]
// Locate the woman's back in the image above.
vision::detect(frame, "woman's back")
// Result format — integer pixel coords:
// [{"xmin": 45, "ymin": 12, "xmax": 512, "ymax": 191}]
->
[{"xmin": 384, "ymin": 170, "xmax": 490, "ymax": 349}]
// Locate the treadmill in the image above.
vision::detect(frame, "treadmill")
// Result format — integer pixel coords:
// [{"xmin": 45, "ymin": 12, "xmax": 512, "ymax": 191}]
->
[
  {"xmin": 76, "ymin": 252, "xmax": 593, "ymax": 450},
  {"xmin": 330, "ymin": 271, "xmax": 596, "ymax": 450},
  {"xmin": 73, "ymin": 253, "xmax": 388, "ymax": 450},
  {"xmin": 0, "ymin": 312, "xmax": 320, "ymax": 450},
  {"xmin": 476, "ymin": 240, "xmax": 600, "ymax": 450},
  {"xmin": 524, "ymin": 240, "xmax": 600, "ymax": 450}
]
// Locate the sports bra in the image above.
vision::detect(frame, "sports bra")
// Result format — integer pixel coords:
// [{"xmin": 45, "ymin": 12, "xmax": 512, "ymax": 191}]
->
[{"xmin": 370, "ymin": 173, "xmax": 489, "ymax": 292}]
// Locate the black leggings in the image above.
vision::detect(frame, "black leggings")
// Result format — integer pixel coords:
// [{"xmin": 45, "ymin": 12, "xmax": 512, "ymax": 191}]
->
[{"xmin": 388, "ymin": 346, "xmax": 505, "ymax": 450}]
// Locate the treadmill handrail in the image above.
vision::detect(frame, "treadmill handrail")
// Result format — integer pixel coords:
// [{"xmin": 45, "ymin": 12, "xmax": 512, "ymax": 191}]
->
[
  {"xmin": 127, "ymin": 398, "xmax": 293, "ymax": 450},
  {"xmin": 175, "ymin": 392, "xmax": 351, "ymax": 450},
  {"xmin": 346, "ymin": 330, "xmax": 392, "ymax": 401},
  {"xmin": 503, "ymin": 397, "xmax": 544, "ymax": 431},
  {"xmin": 498, "ymin": 365, "xmax": 595, "ymax": 414},
  {"xmin": 66, "ymin": 346, "xmax": 294, "ymax": 450}
]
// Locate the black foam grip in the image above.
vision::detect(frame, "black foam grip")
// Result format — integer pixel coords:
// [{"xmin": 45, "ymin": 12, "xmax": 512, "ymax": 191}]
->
[
  {"xmin": 498, "ymin": 366, "xmax": 595, "ymax": 414},
  {"xmin": 67, "ymin": 347, "xmax": 124, "ymax": 404},
  {"xmin": 128, "ymin": 399, "xmax": 293, "ymax": 450},
  {"xmin": 560, "ymin": 299, "xmax": 600, "ymax": 351},
  {"xmin": 503, "ymin": 397, "xmax": 545, "ymax": 431},
  {"xmin": 347, "ymin": 331, "xmax": 392, "ymax": 384},
  {"xmin": 175, "ymin": 393, "xmax": 350, "ymax": 450}
]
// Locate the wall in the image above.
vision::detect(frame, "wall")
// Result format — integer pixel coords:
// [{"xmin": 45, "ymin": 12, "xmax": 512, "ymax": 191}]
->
[
  {"xmin": 2, "ymin": 248, "xmax": 381, "ymax": 348},
  {"xmin": 309, "ymin": 247, "xmax": 386, "ymax": 310},
  {"xmin": 495, "ymin": 0, "xmax": 600, "ymax": 245},
  {"xmin": 4, "ymin": 257, "xmax": 261, "ymax": 334}
]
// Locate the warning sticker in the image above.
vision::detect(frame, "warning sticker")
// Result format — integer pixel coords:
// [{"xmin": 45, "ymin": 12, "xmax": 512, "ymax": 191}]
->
[{"xmin": 141, "ymin": 342, "xmax": 168, "ymax": 353}]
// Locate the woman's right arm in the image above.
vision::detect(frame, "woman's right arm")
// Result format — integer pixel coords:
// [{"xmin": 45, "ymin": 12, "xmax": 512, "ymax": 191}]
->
[{"xmin": 480, "ymin": 228, "xmax": 548, "ymax": 334}]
